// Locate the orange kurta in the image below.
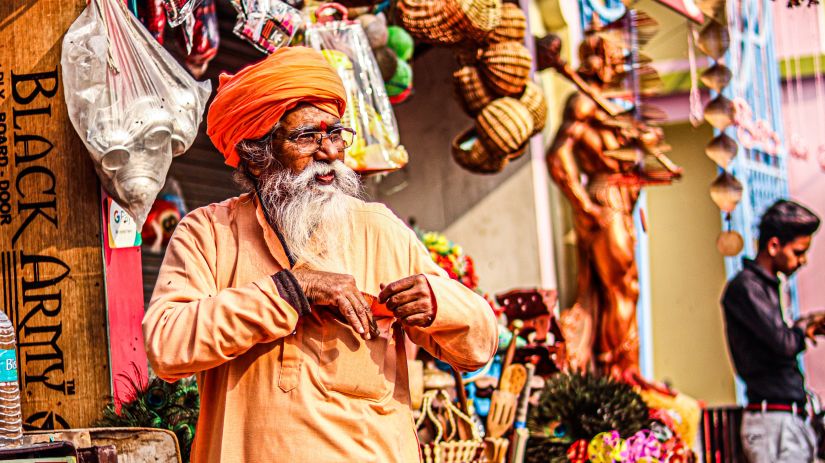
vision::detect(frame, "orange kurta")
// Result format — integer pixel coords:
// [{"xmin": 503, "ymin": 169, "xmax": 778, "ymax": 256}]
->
[{"xmin": 143, "ymin": 193, "xmax": 498, "ymax": 463}]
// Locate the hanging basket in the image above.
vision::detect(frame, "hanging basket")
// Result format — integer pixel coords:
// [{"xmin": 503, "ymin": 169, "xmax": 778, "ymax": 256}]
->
[
  {"xmin": 452, "ymin": 127, "xmax": 509, "ymax": 174},
  {"xmin": 454, "ymin": 65, "xmax": 495, "ymax": 116},
  {"xmin": 455, "ymin": 0, "xmax": 503, "ymax": 44},
  {"xmin": 476, "ymin": 97, "xmax": 533, "ymax": 156},
  {"xmin": 479, "ymin": 41, "xmax": 532, "ymax": 96},
  {"xmin": 518, "ymin": 80, "xmax": 547, "ymax": 133},
  {"xmin": 397, "ymin": 0, "xmax": 465, "ymax": 45},
  {"xmin": 485, "ymin": 3, "xmax": 526, "ymax": 44}
]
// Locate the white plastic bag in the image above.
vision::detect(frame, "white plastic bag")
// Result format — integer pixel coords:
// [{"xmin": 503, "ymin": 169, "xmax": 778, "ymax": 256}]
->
[
  {"xmin": 305, "ymin": 4, "xmax": 408, "ymax": 173},
  {"xmin": 62, "ymin": 0, "xmax": 211, "ymax": 228}
]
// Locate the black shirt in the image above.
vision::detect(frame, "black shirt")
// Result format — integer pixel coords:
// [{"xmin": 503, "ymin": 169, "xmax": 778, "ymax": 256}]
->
[{"xmin": 721, "ymin": 258, "xmax": 807, "ymax": 405}]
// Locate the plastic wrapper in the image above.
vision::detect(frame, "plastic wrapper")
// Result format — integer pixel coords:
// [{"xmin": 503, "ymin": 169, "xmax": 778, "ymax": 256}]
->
[
  {"xmin": 61, "ymin": 0, "xmax": 211, "ymax": 228},
  {"xmin": 305, "ymin": 5, "xmax": 407, "ymax": 173},
  {"xmin": 162, "ymin": 0, "xmax": 202, "ymax": 27},
  {"xmin": 230, "ymin": 0, "xmax": 304, "ymax": 54},
  {"xmin": 138, "ymin": 0, "xmax": 167, "ymax": 42},
  {"xmin": 177, "ymin": 0, "xmax": 220, "ymax": 77}
]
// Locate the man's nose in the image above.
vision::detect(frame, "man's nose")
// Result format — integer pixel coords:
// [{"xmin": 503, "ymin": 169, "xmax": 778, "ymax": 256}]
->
[{"xmin": 314, "ymin": 137, "xmax": 343, "ymax": 162}]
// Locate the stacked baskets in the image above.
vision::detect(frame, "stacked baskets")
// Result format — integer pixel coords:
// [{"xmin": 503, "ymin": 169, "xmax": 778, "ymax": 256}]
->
[{"xmin": 397, "ymin": 0, "xmax": 547, "ymax": 173}]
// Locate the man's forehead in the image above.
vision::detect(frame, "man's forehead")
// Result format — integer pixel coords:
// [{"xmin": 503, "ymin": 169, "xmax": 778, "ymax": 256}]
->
[{"xmin": 281, "ymin": 105, "xmax": 341, "ymax": 130}]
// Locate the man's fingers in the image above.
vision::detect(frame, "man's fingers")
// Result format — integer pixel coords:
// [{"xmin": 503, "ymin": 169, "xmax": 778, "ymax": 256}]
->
[
  {"xmin": 401, "ymin": 312, "xmax": 433, "ymax": 327},
  {"xmin": 337, "ymin": 297, "xmax": 365, "ymax": 335},
  {"xmin": 385, "ymin": 287, "xmax": 426, "ymax": 310},
  {"xmin": 347, "ymin": 293, "xmax": 373, "ymax": 340},
  {"xmin": 394, "ymin": 300, "xmax": 430, "ymax": 320},
  {"xmin": 378, "ymin": 276, "xmax": 418, "ymax": 303},
  {"xmin": 354, "ymin": 291, "xmax": 371, "ymax": 313}
]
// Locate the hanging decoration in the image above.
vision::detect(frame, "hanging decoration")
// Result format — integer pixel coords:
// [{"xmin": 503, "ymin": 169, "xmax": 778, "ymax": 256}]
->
[
  {"xmin": 229, "ymin": 0, "xmax": 304, "ymax": 54},
  {"xmin": 777, "ymin": 4, "xmax": 825, "ymax": 173},
  {"xmin": 61, "ymin": 0, "xmax": 211, "ymax": 228},
  {"xmin": 305, "ymin": 3, "xmax": 409, "ymax": 173},
  {"xmin": 694, "ymin": 0, "xmax": 746, "ymax": 256},
  {"xmin": 179, "ymin": 0, "xmax": 220, "ymax": 77},
  {"xmin": 395, "ymin": 0, "xmax": 547, "ymax": 174},
  {"xmin": 774, "ymin": 0, "xmax": 818, "ymax": 7},
  {"xmin": 138, "ymin": 0, "xmax": 220, "ymax": 77},
  {"xmin": 162, "ymin": 0, "xmax": 201, "ymax": 27}
]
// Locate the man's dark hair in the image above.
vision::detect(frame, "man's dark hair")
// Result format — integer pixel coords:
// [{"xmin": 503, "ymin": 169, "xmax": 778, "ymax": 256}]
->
[{"xmin": 757, "ymin": 199, "xmax": 821, "ymax": 251}]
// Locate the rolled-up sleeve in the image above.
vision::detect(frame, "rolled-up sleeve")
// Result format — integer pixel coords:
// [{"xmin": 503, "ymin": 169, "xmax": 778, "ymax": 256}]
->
[
  {"xmin": 403, "ymin": 231, "xmax": 498, "ymax": 372},
  {"xmin": 143, "ymin": 210, "xmax": 300, "ymax": 381}
]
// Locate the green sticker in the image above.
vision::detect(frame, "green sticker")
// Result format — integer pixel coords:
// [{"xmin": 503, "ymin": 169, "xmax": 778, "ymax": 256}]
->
[{"xmin": 0, "ymin": 350, "xmax": 17, "ymax": 383}]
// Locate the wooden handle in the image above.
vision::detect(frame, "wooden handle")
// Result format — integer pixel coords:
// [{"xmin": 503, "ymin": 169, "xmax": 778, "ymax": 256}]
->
[
  {"xmin": 450, "ymin": 366, "xmax": 471, "ymax": 441},
  {"xmin": 514, "ymin": 363, "xmax": 536, "ymax": 427},
  {"xmin": 499, "ymin": 320, "xmax": 522, "ymax": 389}
]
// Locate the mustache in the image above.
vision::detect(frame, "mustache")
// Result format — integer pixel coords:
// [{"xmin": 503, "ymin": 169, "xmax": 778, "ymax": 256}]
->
[{"xmin": 295, "ymin": 160, "xmax": 356, "ymax": 187}]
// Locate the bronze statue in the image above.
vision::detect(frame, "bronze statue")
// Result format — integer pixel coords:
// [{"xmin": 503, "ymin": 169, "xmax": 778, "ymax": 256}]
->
[{"xmin": 539, "ymin": 31, "xmax": 681, "ymax": 377}]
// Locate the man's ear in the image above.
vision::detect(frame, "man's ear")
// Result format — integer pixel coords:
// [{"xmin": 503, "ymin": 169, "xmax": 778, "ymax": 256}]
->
[{"xmin": 767, "ymin": 236, "xmax": 781, "ymax": 257}]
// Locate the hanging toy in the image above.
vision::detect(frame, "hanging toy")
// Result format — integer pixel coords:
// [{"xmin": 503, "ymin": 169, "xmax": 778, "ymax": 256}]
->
[
  {"xmin": 387, "ymin": 25, "xmax": 414, "ymax": 61},
  {"xmin": 176, "ymin": 0, "xmax": 219, "ymax": 77},
  {"xmin": 230, "ymin": 0, "xmax": 304, "ymax": 54}
]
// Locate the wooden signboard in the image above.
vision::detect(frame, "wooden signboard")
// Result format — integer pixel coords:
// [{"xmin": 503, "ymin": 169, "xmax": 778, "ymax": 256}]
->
[{"xmin": 0, "ymin": 0, "xmax": 112, "ymax": 428}]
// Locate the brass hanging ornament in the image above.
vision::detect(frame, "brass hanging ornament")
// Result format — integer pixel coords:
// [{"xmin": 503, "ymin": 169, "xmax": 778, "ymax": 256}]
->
[
  {"xmin": 697, "ymin": 20, "xmax": 730, "ymax": 60},
  {"xmin": 704, "ymin": 95, "xmax": 735, "ymax": 130},
  {"xmin": 717, "ymin": 230, "xmax": 744, "ymax": 256},
  {"xmin": 705, "ymin": 132, "xmax": 738, "ymax": 168},
  {"xmin": 710, "ymin": 171, "xmax": 743, "ymax": 212},
  {"xmin": 700, "ymin": 62, "xmax": 733, "ymax": 92}
]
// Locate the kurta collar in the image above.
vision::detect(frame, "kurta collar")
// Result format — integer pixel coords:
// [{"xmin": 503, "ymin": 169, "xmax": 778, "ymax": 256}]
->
[{"xmin": 252, "ymin": 193, "xmax": 293, "ymax": 270}]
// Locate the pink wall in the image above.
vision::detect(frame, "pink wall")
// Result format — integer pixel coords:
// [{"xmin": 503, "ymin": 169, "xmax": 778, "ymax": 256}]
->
[
  {"xmin": 780, "ymin": 77, "xmax": 825, "ymax": 398},
  {"xmin": 771, "ymin": 0, "xmax": 825, "ymax": 400},
  {"xmin": 773, "ymin": 3, "xmax": 822, "ymax": 60}
]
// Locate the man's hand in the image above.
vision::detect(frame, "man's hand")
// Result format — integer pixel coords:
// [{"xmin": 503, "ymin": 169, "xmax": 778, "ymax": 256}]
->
[
  {"xmin": 379, "ymin": 275, "xmax": 436, "ymax": 328},
  {"xmin": 292, "ymin": 269, "xmax": 374, "ymax": 340},
  {"xmin": 799, "ymin": 314, "xmax": 825, "ymax": 344}
]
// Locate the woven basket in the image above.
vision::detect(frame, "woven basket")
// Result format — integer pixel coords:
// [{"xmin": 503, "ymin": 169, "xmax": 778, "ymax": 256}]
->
[
  {"xmin": 518, "ymin": 80, "xmax": 547, "ymax": 133},
  {"xmin": 451, "ymin": 127, "xmax": 509, "ymax": 174},
  {"xmin": 476, "ymin": 97, "xmax": 533, "ymax": 156},
  {"xmin": 479, "ymin": 41, "xmax": 532, "ymax": 96},
  {"xmin": 454, "ymin": 65, "xmax": 495, "ymax": 116},
  {"xmin": 455, "ymin": 0, "xmax": 502, "ymax": 44},
  {"xmin": 486, "ymin": 3, "xmax": 526, "ymax": 44},
  {"xmin": 506, "ymin": 144, "xmax": 528, "ymax": 160},
  {"xmin": 397, "ymin": 0, "xmax": 465, "ymax": 45}
]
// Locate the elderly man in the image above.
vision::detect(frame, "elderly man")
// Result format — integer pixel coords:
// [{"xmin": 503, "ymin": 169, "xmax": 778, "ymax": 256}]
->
[{"xmin": 142, "ymin": 47, "xmax": 497, "ymax": 462}]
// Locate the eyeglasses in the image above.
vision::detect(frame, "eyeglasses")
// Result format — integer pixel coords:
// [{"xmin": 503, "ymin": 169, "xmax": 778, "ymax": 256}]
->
[{"xmin": 286, "ymin": 127, "xmax": 356, "ymax": 154}]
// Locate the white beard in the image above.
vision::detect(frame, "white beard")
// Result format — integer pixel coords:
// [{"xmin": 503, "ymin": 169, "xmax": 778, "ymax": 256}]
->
[{"xmin": 257, "ymin": 159, "xmax": 362, "ymax": 270}]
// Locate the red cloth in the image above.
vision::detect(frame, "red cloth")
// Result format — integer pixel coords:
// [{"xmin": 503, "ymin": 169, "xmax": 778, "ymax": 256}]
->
[{"xmin": 206, "ymin": 46, "xmax": 347, "ymax": 167}]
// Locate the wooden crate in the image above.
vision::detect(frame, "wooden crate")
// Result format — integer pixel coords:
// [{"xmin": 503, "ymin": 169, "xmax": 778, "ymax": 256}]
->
[
  {"xmin": 24, "ymin": 428, "xmax": 181, "ymax": 463},
  {"xmin": 0, "ymin": 0, "xmax": 113, "ymax": 428}
]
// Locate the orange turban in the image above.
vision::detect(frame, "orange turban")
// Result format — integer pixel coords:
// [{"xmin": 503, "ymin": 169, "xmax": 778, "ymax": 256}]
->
[{"xmin": 207, "ymin": 46, "xmax": 347, "ymax": 167}]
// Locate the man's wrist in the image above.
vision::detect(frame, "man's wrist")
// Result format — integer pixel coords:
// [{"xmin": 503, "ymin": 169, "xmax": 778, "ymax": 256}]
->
[{"xmin": 272, "ymin": 270, "xmax": 312, "ymax": 316}]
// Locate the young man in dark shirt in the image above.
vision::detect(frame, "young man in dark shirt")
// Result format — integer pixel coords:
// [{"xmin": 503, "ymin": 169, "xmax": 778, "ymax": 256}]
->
[{"xmin": 722, "ymin": 199, "xmax": 824, "ymax": 463}]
